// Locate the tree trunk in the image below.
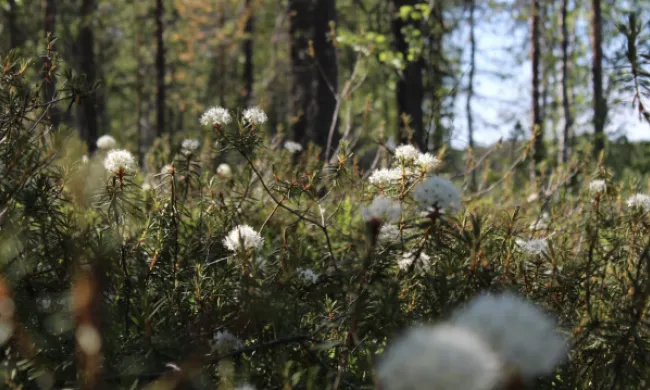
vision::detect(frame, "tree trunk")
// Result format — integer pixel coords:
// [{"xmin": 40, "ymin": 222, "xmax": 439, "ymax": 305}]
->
[
  {"xmin": 5, "ymin": 0, "xmax": 20, "ymax": 50},
  {"xmin": 77, "ymin": 0, "xmax": 98, "ymax": 153},
  {"xmin": 589, "ymin": 0, "xmax": 605, "ymax": 157},
  {"xmin": 155, "ymin": 0, "xmax": 166, "ymax": 138},
  {"xmin": 393, "ymin": 0, "xmax": 424, "ymax": 149},
  {"xmin": 466, "ymin": 0, "xmax": 477, "ymax": 190},
  {"xmin": 288, "ymin": 0, "xmax": 339, "ymax": 156},
  {"xmin": 530, "ymin": 0, "xmax": 543, "ymax": 176},
  {"xmin": 42, "ymin": 0, "xmax": 59, "ymax": 128},
  {"xmin": 136, "ymin": 27, "xmax": 145, "ymax": 166},
  {"xmin": 242, "ymin": 0, "xmax": 254, "ymax": 107},
  {"xmin": 559, "ymin": 0, "xmax": 572, "ymax": 163}
]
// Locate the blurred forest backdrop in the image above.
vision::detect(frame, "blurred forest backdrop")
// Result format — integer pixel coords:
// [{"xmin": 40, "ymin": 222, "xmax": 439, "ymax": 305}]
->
[{"xmin": 2, "ymin": 0, "xmax": 649, "ymax": 171}]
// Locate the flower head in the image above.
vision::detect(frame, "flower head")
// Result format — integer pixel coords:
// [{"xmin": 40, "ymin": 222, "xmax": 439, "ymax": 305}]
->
[
  {"xmin": 103, "ymin": 150, "xmax": 137, "ymax": 174},
  {"xmin": 527, "ymin": 193, "xmax": 539, "ymax": 203},
  {"xmin": 223, "ymin": 225, "xmax": 264, "ymax": 253},
  {"xmin": 217, "ymin": 163, "xmax": 232, "ymax": 178},
  {"xmin": 81, "ymin": 155, "xmax": 89, "ymax": 164},
  {"xmin": 627, "ymin": 193, "xmax": 650, "ymax": 211},
  {"xmin": 242, "ymin": 107, "xmax": 268, "ymax": 124},
  {"xmin": 284, "ymin": 141, "xmax": 303, "ymax": 154},
  {"xmin": 528, "ymin": 212, "xmax": 550, "ymax": 231},
  {"xmin": 412, "ymin": 176, "xmax": 461, "ymax": 213},
  {"xmin": 368, "ymin": 167, "xmax": 403, "ymax": 187},
  {"xmin": 417, "ymin": 152, "xmax": 440, "ymax": 173},
  {"xmin": 296, "ymin": 268, "xmax": 318, "ymax": 284},
  {"xmin": 211, "ymin": 330, "xmax": 244, "ymax": 354},
  {"xmin": 377, "ymin": 324, "xmax": 502, "ymax": 390},
  {"xmin": 394, "ymin": 144, "xmax": 420, "ymax": 163},
  {"xmin": 361, "ymin": 197, "xmax": 401, "ymax": 223},
  {"xmin": 378, "ymin": 225, "xmax": 401, "ymax": 244},
  {"xmin": 398, "ymin": 251, "xmax": 432, "ymax": 274},
  {"xmin": 589, "ymin": 179, "xmax": 606, "ymax": 194},
  {"xmin": 515, "ymin": 238, "xmax": 549, "ymax": 255},
  {"xmin": 200, "ymin": 106, "xmax": 232, "ymax": 127},
  {"xmin": 161, "ymin": 164, "xmax": 175, "ymax": 175},
  {"xmin": 181, "ymin": 139, "xmax": 200, "ymax": 155},
  {"xmin": 96, "ymin": 135, "xmax": 117, "ymax": 150},
  {"xmin": 452, "ymin": 292, "xmax": 567, "ymax": 378}
]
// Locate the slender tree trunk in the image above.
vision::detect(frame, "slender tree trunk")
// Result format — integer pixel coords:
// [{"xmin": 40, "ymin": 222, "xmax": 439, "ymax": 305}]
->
[
  {"xmin": 530, "ymin": 0, "xmax": 543, "ymax": 177},
  {"xmin": 589, "ymin": 0, "xmax": 605, "ymax": 157},
  {"xmin": 560, "ymin": 0, "xmax": 572, "ymax": 163},
  {"xmin": 155, "ymin": 0, "xmax": 166, "ymax": 138},
  {"xmin": 242, "ymin": 0, "xmax": 254, "ymax": 107},
  {"xmin": 78, "ymin": 0, "xmax": 98, "ymax": 153},
  {"xmin": 393, "ymin": 0, "xmax": 424, "ymax": 149},
  {"xmin": 136, "ymin": 28, "xmax": 144, "ymax": 166},
  {"xmin": 466, "ymin": 0, "xmax": 477, "ymax": 190},
  {"xmin": 42, "ymin": 0, "xmax": 59, "ymax": 127},
  {"xmin": 288, "ymin": 0, "xmax": 338, "ymax": 155},
  {"xmin": 5, "ymin": 0, "xmax": 19, "ymax": 49}
]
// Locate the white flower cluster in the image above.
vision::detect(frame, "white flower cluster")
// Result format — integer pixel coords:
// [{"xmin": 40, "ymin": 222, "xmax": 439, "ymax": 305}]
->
[
  {"xmin": 103, "ymin": 150, "xmax": 137, "ymax": 174},
  {"xmin": 200, "ymin": 106, "xmax": 232, "ymax": 127},
  {"xmin": 412, "ymin": 176, "xmax": 461, "ymax": 214},
  {"xmin": 378, "ymin": 224, "xmax": 401, "ymax": 244},
  {"xmin": 296, "ymin": 268, "xmax": 318, "ymax": 284},
  {"xmin": 398, "ymin": 251, "xmax": 431, "ymax": 274},
  {"xmin": 181, "ymin": 138, "xmax": 200, "ymax": 155},
  {"xmin": 515, "ymin": 238, "xmax": 549, "ymax": 255},
  {"xmin": 161, "ymin": 164, "xmax": 174, "ymax": 175},
  {"xmin": 217, "ymin": 163, "xmax": 232, "ymax": 178},
  {"xmin": 589, "ymin": 179, "xmax": 607, "ymax": 194},
  {"xmin": 243, "ymin": 107, "xmax": 268, "ymax": 124},
  {"xmin": 627, "ymin": 193, "xmax": 650, "ymax": 211},
  {"xmin": 96, "ymin": 135, "xmax": 117, "ymax": 150},
  {"xmin": 377, "ymin": 292, "xmax": 567, "ymax": 390},
  {"xmin": 394, "ymin": 144, "xmax": 420, "ymax": 162},
  {"xmin": 368, "ymin": 168, "xmax": 403, "ymax": 187},
  {"xmin": 223, "ymin": 225, "xmax": 264, "ymax": 253},
  {"xmin": 361, "ymin": 197, "xmax": 401, "ymax": 223},
  {"xmin": 211, "ymin": 330, "xmax": 244, "ymax": 354},
  {"xmin": 284, "ymin": 140, "xmax": 303, "ymax": 154},
  {"xmin": 394, "ymin": 144, "xmax": 441, "ymax": 172}
]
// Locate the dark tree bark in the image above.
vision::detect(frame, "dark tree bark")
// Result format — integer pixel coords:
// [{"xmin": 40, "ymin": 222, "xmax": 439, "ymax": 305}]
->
[
  {"xmin": 78, "ymin": 0, "xmax": 98, "ymax": 153},
  {"xmin": 393, "ymin": 0, "xmax": 424, "ymax": 150},
  {"xmin": 242, "ymin": 0, "xmax": 254, "ymax": 107},
  {"xmin": 590, "ymin": 0, "xmax": 606, "ymax": 157},
  {"xmin": 466, "ymin": 0, "xmax": 477, "ymax": 190},
  {"xmin": 42, "ymin": 0, "xmax": 59, "ymax": 127},
  {"xmin": 5, "ymin": 0, "xmax": 20, "ymax": 49},
  {"xmin": 560, "ymin": 0, "xmax": 573, "ymax": 163},
  {"xmin": 530, "ymin": 0, "xmax": 544, "ymax": 176},
  {"xmin": 155, "ymin": 0, "xmax": 166, "ymax": 137},
  {"xmin": 288, "ymin": 0, "xmax": 339, "ymax": 156}
]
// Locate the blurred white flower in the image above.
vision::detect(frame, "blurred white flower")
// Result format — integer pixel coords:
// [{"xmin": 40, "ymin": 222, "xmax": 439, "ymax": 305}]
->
[
  {"xmin": 141, "ymin": 183, "xmax": 152, "ymax": 191},
  {"xmin": 417, "ymin": 152, "xmax": 440, "ymax": 172},
  {"xmin": 385, "ymin": 136, "xmax": 397, "ymax": 152},
  {"xmin": 76, "ymin": 324, "xmax": 102, "ymax": 355},
  {"xmin": 528, "ymin": 212, "xmax": 550, "ymax": 231},
  {"xmin": 223, "ymin": 225, "xmax": 264, "ymax": 253},
  {"xmin": 515, "ymin": 238, "xmax": 549, "ymax": 255},
  {"xmin": 378, "ymin": 224, "xmax": 401, "ymax": 244},
  {"xmin": 161, "ymin": 164, "xmax": 174, "ymax": 175},
  {"xmin": 412, "ymin": 176, "xmax": 461, "ymax": 213},
  {"xmin": 394, "ymin": 144, "xmax": 420, "ymax": 163},
  {"xmin": 181, "ymin": 139, "xmax": 200, "ymax": 155},
  {"xmin": 81, "ymin": 155, "xmax": 89, "ymax": 164},
  {"xmin": 200, "ymin": 106, "xmax": 232, "ymax": 127},
  {"xmin": 377, "ymin": 324, "xmax": 502, "ymax": 390},
  {"xmin": 296, "ymin": 268, "xmax": 318, "ymax": 284},
  {"xmin": 361, "ymin": 197, "xmax": 401, "ymax": 223},
  {"xmin": 452, "ymin": 292, "xmax": 567, "ymax": 378},
  {"xmin": 398, "ymin": 251, "xmax": 432, "ymax": 274},
  {"xmin": 527, "ymin": 193, "xmax": 539, "ymax": 203},
  {"xmin": 284, "ymin": 141, "xmax": 303, "ymax": 153},
  {"xmin": 368, "ymin": 167, "xmax": 403, "ymax": 186},
  {"xmin": 235, "ymin": 385, "xmax": 256, "ymax": 390},
  {"xmin": 104, "ymin": 150, "xmax": 137, "ymax": 174},
  {"xmin": 96, "ymin": 135, "xmax": 117, "ymax": 150},
  {"xmin": 627, "ymin": 193, "xmax": 650, "ymax": 211},
  {"xmin": 589, "ymin": 179, "xmax": 606, "ymax": 194},
  {"xmin": 217, "ymin": 163, "xmax": 232, "ymax": 178},
  {"xmin": 211, "ymin": 330, "xmax": 244, "ymax": 354},
  {"xmin": 242, "ymin": 107, "xmax": 268, "ymax": 124}
]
